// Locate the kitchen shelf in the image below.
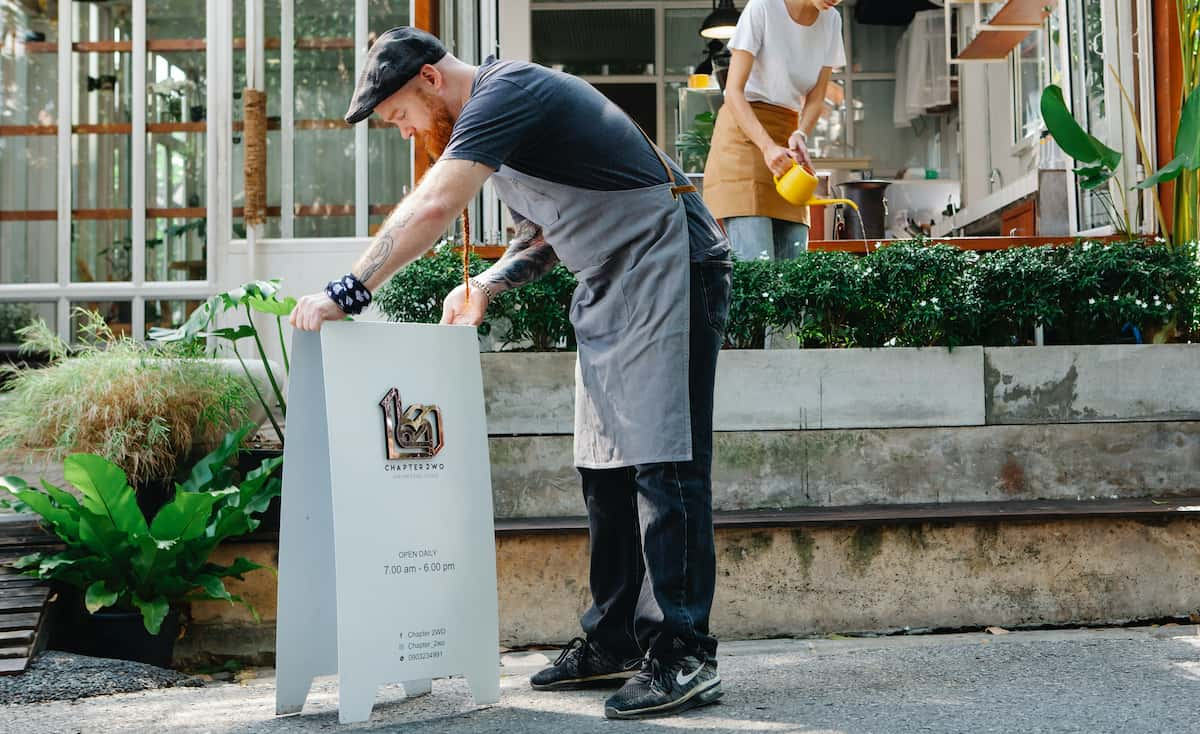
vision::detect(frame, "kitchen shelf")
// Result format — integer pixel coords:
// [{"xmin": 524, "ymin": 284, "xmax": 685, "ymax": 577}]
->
[{"xmin": 948, "ymin": 0, "xmax": 1059, "ymax": 62}]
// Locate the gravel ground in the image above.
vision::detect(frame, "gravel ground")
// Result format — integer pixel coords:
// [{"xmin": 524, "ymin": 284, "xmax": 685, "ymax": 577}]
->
[
  {"xmin": 0, "ymin": 652, "xmax": 189, "ymax": 705},
  {"xmin": 3, "ymin": 627, "xmax": 1199, "ymax": 734}
]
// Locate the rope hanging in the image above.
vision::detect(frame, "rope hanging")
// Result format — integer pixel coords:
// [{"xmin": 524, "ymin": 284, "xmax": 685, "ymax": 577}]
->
[
  {"xmin": 461, "ymin": 207, "xmax": 471, "ymax": 306},
  {"xmin": 242, "ymin": 88, "xmax": 268, "ymax": 226}
]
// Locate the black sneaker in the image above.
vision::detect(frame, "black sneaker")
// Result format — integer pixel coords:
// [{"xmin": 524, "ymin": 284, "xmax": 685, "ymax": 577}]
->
[
  {"xmin": 529, "ymin": 637, "xmax": 641, "ymax": 690},
  {"xmin": 603, "ymin": 653, "xmax": 722, "ymax": 719}
]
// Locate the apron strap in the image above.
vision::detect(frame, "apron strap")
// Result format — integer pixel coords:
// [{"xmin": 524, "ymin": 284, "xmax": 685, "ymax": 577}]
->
[{"xmin": 630, "ymin": 119, "xmax": 697, "ymax": 200}]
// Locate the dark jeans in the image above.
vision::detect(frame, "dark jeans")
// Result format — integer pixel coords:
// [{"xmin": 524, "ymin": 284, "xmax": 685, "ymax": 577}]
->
[{"xmin": 578, "ymin": 258, "xmax": 731, "ymax": 661}]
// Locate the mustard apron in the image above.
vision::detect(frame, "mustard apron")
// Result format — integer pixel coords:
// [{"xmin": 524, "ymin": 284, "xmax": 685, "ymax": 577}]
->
[{"xmin": 702, "ymin": 101, "xmax": 809, "ymax": 225}]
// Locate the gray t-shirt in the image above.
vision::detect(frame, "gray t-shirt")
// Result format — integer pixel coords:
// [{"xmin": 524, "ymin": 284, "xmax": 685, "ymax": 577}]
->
[{"xmin": 441, "ymin": 58, "xmax": 729, "ymax": 261}]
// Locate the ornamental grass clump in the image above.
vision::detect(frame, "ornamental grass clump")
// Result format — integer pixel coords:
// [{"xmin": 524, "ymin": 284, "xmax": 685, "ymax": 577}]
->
[{"xmin": 0, "ymin": 310, "xmax": 253, "ymax": 489}]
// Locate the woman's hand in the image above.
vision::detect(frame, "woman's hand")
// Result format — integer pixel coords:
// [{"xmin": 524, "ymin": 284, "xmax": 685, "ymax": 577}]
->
[
  {"xmin": 440, "ymin": 283, "xmax": 490, "ymax": 326},
  {"xmin": 762, "ymin": 144, "xmax": 796, "ymax": 178},
  {"xmin": 787, "ymin": 131, "xmax": 815, "ymax": 172}
]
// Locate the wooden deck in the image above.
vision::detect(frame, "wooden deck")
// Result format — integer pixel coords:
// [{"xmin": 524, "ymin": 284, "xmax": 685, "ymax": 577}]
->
[{"xmin": 0, "ymin": 514, "xmax": 62, "ymax": 675}]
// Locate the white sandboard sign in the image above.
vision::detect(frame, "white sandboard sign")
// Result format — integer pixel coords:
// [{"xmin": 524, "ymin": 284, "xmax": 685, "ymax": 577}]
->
[{"xmin": 275, "ymin": 322, "xmax": 500, "ymax": 724}]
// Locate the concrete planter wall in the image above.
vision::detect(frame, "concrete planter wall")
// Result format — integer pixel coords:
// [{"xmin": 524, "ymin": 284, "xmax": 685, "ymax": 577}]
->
[{"xmin": 483, "ymin": 345, "xmax": 1200, "ymax": 518}]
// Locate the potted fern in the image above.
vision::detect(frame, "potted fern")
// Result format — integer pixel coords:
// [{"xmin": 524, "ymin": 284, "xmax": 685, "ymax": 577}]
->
[{"xmin": 1, "ymin": 427, "xmax": 281, "ymax": 667}]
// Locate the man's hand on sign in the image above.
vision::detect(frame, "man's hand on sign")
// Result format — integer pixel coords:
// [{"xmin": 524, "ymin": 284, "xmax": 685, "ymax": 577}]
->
[
  {"xmin": 762, "ymin": 144, "xmax": 795, "ymax": 178},
  {"xmin": 290, "ymin": 292, "xmax": 346, "ymax": 331},
  {"xmin": 440, "ymin": 282, "xmax": 490, "ymax": 326}
]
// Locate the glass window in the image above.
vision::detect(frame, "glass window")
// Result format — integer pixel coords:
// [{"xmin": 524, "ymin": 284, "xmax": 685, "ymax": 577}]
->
[
  {"xmin": 368, "ymin": 0, "xmax": 412, "ymax": 236},
  {"xmin": 1068, "ymin": 0, "xmax": 1109, "ymax": 230},
  {"xmin": 665, "ymin": 9, "xmax": 712, "ymax": 76},
  {"xmin": 146, "ymin": 5, "xmax": 208, "ymax": 282},
  {"xmin": 0, "ymin": 1, "xmax": 59, "ymax": 284},
  {"xmin": 70, "ymin": 301, "xmax": 133, "ymax": 341},
  {"xmin": 0, "ymin": 303, "xmax": 54, "ymax": 346},
  {"xmin": 532, "ymin": 10, "xmax": 655, "ymax": 76},
  {"xmin": 849, "ymin": 20, "xmax": 904, "ymax": 73},
  {"xmin": 1012, "ymin": 29, "xmax": 1044, "ymax": 144},
  {"xmin": 852, "ymin": 80, "xmax": 923, "ymax": 174}
]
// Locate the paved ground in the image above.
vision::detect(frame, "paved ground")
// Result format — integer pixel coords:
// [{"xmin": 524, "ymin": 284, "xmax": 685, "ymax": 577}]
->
[{"xmin": 4, "ymin": 626, "xmax": 1200, "ymax": 734}]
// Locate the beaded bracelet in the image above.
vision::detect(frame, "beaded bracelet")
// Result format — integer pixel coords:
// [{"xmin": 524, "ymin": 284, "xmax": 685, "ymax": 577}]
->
[{"xmin": 325, "ymin": 273, "xmax": 372, "ymax": 315}]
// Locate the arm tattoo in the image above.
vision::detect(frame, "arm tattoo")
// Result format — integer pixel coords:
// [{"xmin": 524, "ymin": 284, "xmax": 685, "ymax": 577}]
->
[
  {"xmin": 355, "ymin": 209, "xmax": 414, "ymax": 283},
  {"xmin": 478, "ymin": 217, "xmax": 559, "ymax": 294}
]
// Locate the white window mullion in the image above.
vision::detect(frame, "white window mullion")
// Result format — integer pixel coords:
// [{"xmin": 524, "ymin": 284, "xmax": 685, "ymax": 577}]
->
[
  {"xmin": 282, "ymin": 0, "xmax": 295, "ymax": 238},
  {"xmin": 355, "ymin": 0, "xmax": 369, "ymax": 238},
  {"xmin": 56, "ymin": 0, "xmax": 72, "ymax": 341},
  {"xmin": 132, "ymin": 0, "xmax": 147, "ymax": 340},
  {"xmin": 654, "ymin": 5, "xmax": 665, "ymax": 147}
]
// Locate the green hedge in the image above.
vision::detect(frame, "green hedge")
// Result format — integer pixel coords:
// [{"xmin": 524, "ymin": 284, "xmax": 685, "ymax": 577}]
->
[{"xmin": 375, "ymin": 240, "xmax": 1200, "ymax": 350}]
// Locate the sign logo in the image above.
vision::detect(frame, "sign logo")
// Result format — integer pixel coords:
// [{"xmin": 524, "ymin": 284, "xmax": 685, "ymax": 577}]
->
[{"xmin": 379, "ymin": 388, "xmax": 444, "ymax": 460}]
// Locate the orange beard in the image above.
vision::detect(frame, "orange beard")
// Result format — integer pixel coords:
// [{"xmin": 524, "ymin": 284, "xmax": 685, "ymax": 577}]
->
[{"xmin": 417, "ymin": 88, "xmax": 456, "ymax": 162}]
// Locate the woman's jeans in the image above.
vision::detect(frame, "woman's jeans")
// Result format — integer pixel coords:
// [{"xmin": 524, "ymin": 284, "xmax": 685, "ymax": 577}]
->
[
  {"xmin": 577, "ymin": 259, "xmax": 731, "ymax": 661},
  {"xmin": 725, "ymin": 215, "xmax": 809, "ymax": 260}
]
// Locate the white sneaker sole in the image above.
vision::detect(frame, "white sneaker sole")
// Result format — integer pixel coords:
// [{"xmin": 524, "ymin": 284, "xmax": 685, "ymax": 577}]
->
[
  {"xmin": 530, "ymin": 670, "xmax": 639, "ymax": 690},
  {"xmin": 603, "ymin": 676, "xmax": 723, "ymax": 719}
]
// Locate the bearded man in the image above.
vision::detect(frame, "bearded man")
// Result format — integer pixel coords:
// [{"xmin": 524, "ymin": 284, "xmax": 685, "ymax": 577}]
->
[{"xmin": 290, "ymin": 26, "xmax": 731, "ymax": 720}]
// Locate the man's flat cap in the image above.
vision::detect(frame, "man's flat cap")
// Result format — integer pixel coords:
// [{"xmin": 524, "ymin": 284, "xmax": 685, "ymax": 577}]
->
[{"xmin": 345, "ymin": 26, "xmax": 448, "ymax": 124}]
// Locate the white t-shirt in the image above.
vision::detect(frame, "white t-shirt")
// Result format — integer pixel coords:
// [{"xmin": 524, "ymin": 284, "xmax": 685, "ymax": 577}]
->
[{"xmin": 728, "ymin": 0, "xmax": 847, "ymax": 112}]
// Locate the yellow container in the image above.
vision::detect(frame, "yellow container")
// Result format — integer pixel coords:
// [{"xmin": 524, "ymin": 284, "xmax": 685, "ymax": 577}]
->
[
  {"xmin": 688, "ymin": 73, "xmax": 711, "ymax": 89},
  {"xmin": 774, "ymin": 163, "xmax": 819, "ymax": 206}
]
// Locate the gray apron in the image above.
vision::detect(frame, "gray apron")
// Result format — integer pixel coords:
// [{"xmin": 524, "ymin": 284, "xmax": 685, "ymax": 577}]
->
[{"xmin": 490, "ymin": 137, "xmax": 697, "ymax": 469}]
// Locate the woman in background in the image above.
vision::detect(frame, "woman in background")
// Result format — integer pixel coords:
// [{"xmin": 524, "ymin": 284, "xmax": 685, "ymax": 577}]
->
[{"xmin": 704, "ymin": 0, "xmax": 846, "ymax": 259}]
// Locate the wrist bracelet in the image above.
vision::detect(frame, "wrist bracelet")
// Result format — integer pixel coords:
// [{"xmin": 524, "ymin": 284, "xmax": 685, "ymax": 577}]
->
[
  {"xmin": 468, "ymin": 277, "xmax": 494, "ymax": 302},
  {"xmin": 325, "ymin": 273, "xmax": 372, "ymax": 315}
]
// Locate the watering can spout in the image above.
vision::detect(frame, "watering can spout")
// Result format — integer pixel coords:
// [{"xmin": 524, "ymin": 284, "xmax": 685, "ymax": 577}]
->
[{"xmin": 774, "ymin": 164, "xmax": 860, "ymax": 212}]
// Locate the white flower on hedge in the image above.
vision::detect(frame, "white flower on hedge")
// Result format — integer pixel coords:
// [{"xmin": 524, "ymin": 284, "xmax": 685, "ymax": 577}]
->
[
  {"xmin": 931, "ymin": 297, "xmax": 939, "ymax": 304},
  {"xmin": 919, "ymin": 300, "xmax": 928, "ymax": 307},
  {"xmin": 885, "ymin": 337, "xmax": 897, "ymax": 346},
  {"xmin": 1088, "ymin": 298, "xmax": 1096, "ymax": 305}
]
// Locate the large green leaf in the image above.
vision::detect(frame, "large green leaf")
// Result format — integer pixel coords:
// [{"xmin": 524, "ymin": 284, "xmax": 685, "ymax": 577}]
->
[
  {"xmin": 8, "ymin": 487, "xmax": 79, "ymax": 541},
  {"xmin": 199, "ymin": 325, "xmax": 257, "ymax": 342},
  {"xmin": 179, "ymin": 424, "xmax": 252, "ymax": 494},
  {"xmin": 77, "ymin": 511, "xmax": 131, "ymax": 561},
  {"xmin": 247, "ymin": 294, "xmax": 297, "ymax": 316},
  {"xmin": 150, "ymin": 492, "xmax": 217, "ymax": 543},
  {"xmin": 207, "ymin": 556, "xmax": 264, "ymax": 580},
  {"xmin": 1138, "ymin": 89, "xmax": 1200, "ymax": 189},
  {"xmin": 1040, "ymin": 85, "xmax": 1122, "ymax": 170},
  {"xmin": 84, "ymin": 579, "xmax": 120, "ymax": 613},
  {"xmin": 132, "ymin": 593, "xmax": 170, "ymax": 635},
  {"xmin": 194, "ymin": 573, "xmax": 233, "ymax": 602},
  {"xmin": 65, "ymin": 455, "xmax": 147, "ymax": 539}
]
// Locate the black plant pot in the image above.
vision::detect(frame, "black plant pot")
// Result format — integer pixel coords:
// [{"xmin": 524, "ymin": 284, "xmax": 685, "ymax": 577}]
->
[{"xmin": 51, "ymin": 589, "xmax": 181, "ymax": 668}]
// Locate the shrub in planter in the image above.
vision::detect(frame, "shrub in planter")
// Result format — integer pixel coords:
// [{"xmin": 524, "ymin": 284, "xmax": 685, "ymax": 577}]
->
[
  {"xmin": 1, "ymin": 431, "xmax": 280, "ymax": 667},
  {"xmin": 1055, "ymin": 240, "xmax": 1200, "ymax": 344},
  {"xmin": 0, "ymin": 311, "xmax": 255, "ymax": 513},
  {"xmin": 375, "ymin": 242, "xmax": 577, "ymax": 350},
  {"xmin": 969, "ymin": 246, "xmax": 1070, "ymax": 346}
]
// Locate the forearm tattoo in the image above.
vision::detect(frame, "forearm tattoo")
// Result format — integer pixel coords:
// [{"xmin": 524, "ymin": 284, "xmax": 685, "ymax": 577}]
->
[
  {"xmin": 478, "ymin": 217, "xmax": 559, "ymax": 294},
  {"xmin": 355, "ymin": 209, "xmax": 415, "ymax": 284}
]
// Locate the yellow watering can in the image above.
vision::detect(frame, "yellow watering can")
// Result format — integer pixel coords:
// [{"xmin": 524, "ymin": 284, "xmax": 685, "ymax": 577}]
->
[
  {"xmin": 774, "ymin": 164, "xmax": 860, "ymax": 214},
  {"xmin": 774, "ymin": 164, "xmax": 866, "ymax": 246}
]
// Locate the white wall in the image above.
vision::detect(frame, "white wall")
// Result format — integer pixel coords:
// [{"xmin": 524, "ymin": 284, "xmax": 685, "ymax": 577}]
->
[{"xmin": 958, "ymin": 61, "xmax": 1039, "ymax": 217}]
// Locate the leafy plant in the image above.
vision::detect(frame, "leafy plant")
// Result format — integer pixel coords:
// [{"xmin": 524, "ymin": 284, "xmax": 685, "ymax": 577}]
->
[
  {"xmin": 150, "ymin": 281, "xmax": 295, "ymax": 445},
  {"xmin": 375, "ymin": 242, "xmax": 577, "ymax": 350},
  {"xmin": 1040, "ymin": 85, "xmax": 1129, "ymax": 233},
  {"xmin": 0, "ymin": 311, "xmax": 254, "ymax": 489},
  {"xmin": 1041, "ymin": 1, "xmax": 1200, "ymax": 246},
  {"xmin": 675, "ymin": 111, "xmax": 716, "ymax": 173},
  {"xmin": 2, "ymin": 435, "xmax": 281, "ymax": 634}
]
